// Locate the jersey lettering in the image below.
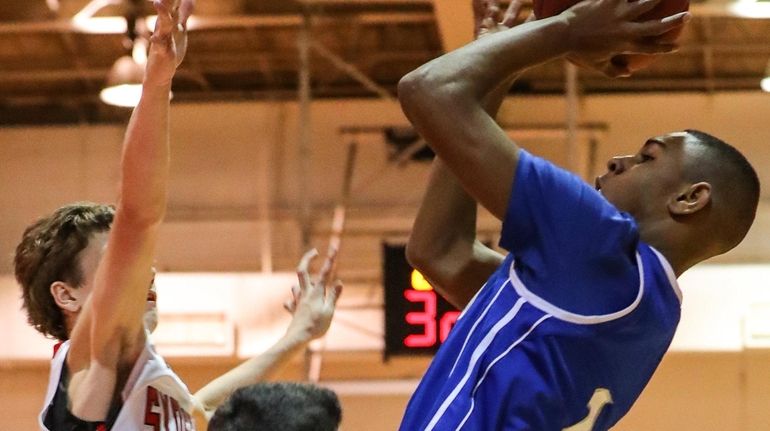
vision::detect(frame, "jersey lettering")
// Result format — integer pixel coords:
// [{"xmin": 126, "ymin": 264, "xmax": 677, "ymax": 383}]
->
[
  {"xmin": 563, "ymin": 388, "xmax": 613, "ymax": 431},
  {"xmin": 144, "ymin": 386, "xmax": 194, "ymax": 431},
  {"xmin": 145, "ymin": 387, "xmax": 162, "ymax": 431}
]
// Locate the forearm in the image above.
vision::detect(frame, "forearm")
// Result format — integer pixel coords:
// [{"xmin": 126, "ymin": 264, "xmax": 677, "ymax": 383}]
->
[
  {"xmin": 397, "ymin": 19, "xmax": 571, "ymax": 219},
  {"xmin": 398, "ymin": 18, "xmax": 568, "ymax": 157},
  {"xmin": 407, "ymin": 161, "xmax": 490, "ymax": 308},
  {"xmin": 87, "ymin": 83, "xmax": 172, "ymax": 350},
  {"xmin": 117, "ymin": 82, "xmax": 172, "ymax": 225},
  {"xmin": 409, "ymin": 68, "xmax": 519, "ymax": 254},
  {"xmin": 406, "ymin": 71, "xmax": 516, "ymax": 306},
  {"xmin": 194, "ymin": 329, "xmax": 312, "ymax": 419},
  {"xmin": 407, "ymin": 159, "xmax": 476, "ymax": 267}
]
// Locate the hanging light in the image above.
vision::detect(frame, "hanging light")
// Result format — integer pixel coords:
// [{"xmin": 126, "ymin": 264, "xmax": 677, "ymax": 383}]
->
[
  {"xmin": 99, "ymin": 0, "xmax": 153, "ymax": 108},
  {"xmin": 100, "ymin": 38, "xmax": 147, "ymax": 107},
  {"xmin": 729, "ymin": 0, "xmax": 770, "ymax": 18},
  {"xmin": 762, "ymin": 59, "xmax": 770, "ymax": 93}
]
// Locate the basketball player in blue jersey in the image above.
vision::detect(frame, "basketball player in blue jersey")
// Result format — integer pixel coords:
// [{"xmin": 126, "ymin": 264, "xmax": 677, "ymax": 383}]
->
[{"xmin": 397, "ymin": 0, "xmax": 760, "ymax": 430}]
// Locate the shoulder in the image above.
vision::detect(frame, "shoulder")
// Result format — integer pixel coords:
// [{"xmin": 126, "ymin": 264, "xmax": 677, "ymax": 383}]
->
[{"xmin": 502, "ymin": 150, "xmax": 639, "ymax": 254}]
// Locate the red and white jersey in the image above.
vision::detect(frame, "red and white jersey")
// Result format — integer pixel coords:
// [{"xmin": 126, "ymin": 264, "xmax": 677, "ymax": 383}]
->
[{"xmin": 40, "ymin": 340, "xmax": 197, "ymax": 431}]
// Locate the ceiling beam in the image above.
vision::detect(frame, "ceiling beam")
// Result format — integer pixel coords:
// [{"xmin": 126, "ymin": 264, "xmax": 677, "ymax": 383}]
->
[{"xmin": 0, "ymin": 11, "xmax": 433, "ymax": 35}]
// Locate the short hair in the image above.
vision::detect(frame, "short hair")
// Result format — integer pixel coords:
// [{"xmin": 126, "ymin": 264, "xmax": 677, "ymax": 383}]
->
[
  {"xmin": 208, "ymin": 382, "xmax": 342, "ymax": 431},
  {"xmin": 14, "ymin": 203, "xmax": 114, "ymax": 341},
  {"xmin": 684, "ymin": 129, "xmax": 760, "ymax": 252}
]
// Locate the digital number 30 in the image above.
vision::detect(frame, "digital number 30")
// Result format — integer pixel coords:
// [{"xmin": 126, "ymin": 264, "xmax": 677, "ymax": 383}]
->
[{"xmin": 403, "ymin": 290, "xmax": 459, "ymax": 348}]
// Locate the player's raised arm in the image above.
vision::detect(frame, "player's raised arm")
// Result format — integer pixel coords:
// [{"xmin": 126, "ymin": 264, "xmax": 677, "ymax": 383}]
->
[
  {"xmin": 193, "ymin": 248, "xmax": 343, "ymax": 421},
  {"xmin": 397, "ymin": 0, "xmax": 687, "ymax": 220},
  {"xmin": 406, "ymin": 0, "xmax": 527, "ymax": 308},
  {"xmin": 65, "ymin": 0, "xmax": 191, "ymax": 420}
]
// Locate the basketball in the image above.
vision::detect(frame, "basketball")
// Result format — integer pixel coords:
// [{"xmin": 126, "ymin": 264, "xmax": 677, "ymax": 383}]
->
[{"xmin": 533, "ymin": 0, "xmax": 690, "ymax": 71}]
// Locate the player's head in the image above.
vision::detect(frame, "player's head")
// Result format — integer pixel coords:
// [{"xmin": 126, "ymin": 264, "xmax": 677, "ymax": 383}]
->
[
  {"xmin": 14, "ymin": 203, "xmax": 161, "ymax": 343},
  {"xmin": 208, "ymin": 382, "xmax": 342, "ymax": 431},
  {"xmin": 597, "ymin": 130, "xmax": 759, "ymax": 260},
  {"xmin": 14, "ymin": 203, "xmax": 114, "ymax": 341}
]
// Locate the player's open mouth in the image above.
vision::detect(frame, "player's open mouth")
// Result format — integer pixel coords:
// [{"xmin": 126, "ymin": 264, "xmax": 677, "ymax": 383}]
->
[
  {"xmin": 147, "ymin": 291, "xmax": 157, "ymax": 302},
  {"xmin": 595, "ymin": 177, "xmax": 602, "ymax": 191}
]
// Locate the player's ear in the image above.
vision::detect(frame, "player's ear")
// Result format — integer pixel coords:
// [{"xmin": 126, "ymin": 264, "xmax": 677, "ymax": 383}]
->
[
  {"xmin": 50, "ymin": 281, "xmax": 83, "ymax": 313},
  {"xmin": 668, "ymin": 182, "xmax": 711, "ymax": 216}
]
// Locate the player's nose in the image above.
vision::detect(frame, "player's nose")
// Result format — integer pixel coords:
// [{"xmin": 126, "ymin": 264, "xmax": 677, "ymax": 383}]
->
[{"xmin": 607, "ymin": 155, "xmax": 634, "ymax": 174}]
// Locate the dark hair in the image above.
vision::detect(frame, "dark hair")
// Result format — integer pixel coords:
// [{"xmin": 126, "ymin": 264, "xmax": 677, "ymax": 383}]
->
[
  {"xmin": 14, "ymin": 203, "xmax": 114, "ymax": 341},
  {"xmin": 208, "ymin": 382, "xmax": 342, "ymax": 431},
  {"xmin": 684, "ymin": 129, "xmax": 760, "ymax": 251}
]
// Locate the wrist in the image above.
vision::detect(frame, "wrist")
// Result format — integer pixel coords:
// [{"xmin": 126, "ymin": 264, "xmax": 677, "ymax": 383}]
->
[
  {"xmin": 546, "ymin": 13, "xmax": 576, "ymax": 57},
  {"xmin": 138, "ymin": 83, "xmax": 172, "ymax": 102},
  {"xmin": 142, "ymin": 77, "xmax": 173, "ymax": 90},
  {"xmin": 283, "ymin": 325, "xmax": 315, "ymax": 344}
]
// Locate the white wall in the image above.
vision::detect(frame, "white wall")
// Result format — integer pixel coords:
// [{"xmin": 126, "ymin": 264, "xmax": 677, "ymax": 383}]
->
[{"xmin": 2, "ymin": 93, "xmax": 769, "ymax": 277}]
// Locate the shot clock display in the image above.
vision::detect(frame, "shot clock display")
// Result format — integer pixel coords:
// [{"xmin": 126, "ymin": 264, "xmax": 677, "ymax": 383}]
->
[{"xmin": 383, "ymin": 244, "xmax": 460, "ymax": 357}]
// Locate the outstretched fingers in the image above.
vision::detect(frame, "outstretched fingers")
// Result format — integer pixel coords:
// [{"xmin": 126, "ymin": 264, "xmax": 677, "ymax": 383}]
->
[
  {"xmin": 317, "ymin": 245, "xmax": 338, "ymax": 286},
  {"xmin": 325, "ymin": 280, "xmax": 343, "ymax": 312},
  {"xmin": 283, "ymin": 284, "xmax": 301, "ymax": 313},
  {"xmin": 631, "ymin": 11, "xmax": 690, "ymax": 37},
  {"xmin": 296, "ymin": 248, "xmax": 319, "ymax": 295},
  {"xmin": 178, "ymin": 0, "xmax": 195, "ymax": 29},
  {"xmin": 501, "ymin": 0, "xmax": 526, "ymax": 27},
  {"xmin": 482, "ymin": 2, "xmax": 502, "ymax": 31},
  {"xmin": 152, "ymin": 0, "xmax": 175, "ymax": 42}
]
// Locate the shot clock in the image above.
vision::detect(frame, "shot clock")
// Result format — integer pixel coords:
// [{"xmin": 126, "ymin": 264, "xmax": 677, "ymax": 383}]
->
[{"xmin": 383, "ymin": 244, "xmax": 460, "ymax": 357}]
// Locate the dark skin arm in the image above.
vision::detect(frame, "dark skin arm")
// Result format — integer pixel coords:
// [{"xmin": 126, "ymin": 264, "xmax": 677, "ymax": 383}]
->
[
  {"xmin": 406, "ymin": 0, "xmax": 530, "ymax": 309},
  {"xmin": 398, "ymin": 0, "xmax": 687, "ymax": 223}
]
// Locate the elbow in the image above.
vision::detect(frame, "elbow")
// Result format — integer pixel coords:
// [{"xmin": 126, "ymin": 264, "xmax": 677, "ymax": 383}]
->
[
  {"xmin": 405, "ymin": 243, "xmax": 467, "ymax": 309},
  {"xmin": 405, "ymin": 231, "xmax": 441, "ymax": 275},
  {"xmin": 397, "ymin": 65, "xmax": 456, "ymax": 118},
  {"xmin": 398, "ymin": 66, "xmax": 476, "ymax": 147},
  {"xmin": 405, "ymin": 240, "xmax": 428, "ymax": 274},
  {"xmin": 405, "ymin": 238, "xmax": 452, "ymax": 296},
  {"xmin": 397, "ymin": 69, "xmax": 427, "ymax": 120}
]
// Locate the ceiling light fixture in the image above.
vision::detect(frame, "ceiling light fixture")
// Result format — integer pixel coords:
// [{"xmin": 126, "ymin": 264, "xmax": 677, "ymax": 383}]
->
[
  {"xmin": 729, "ymin": 0, "xmax": 770, "ymax": 18},
  {"xmin": 98, "ymin": 0, "xmax": 158, "ymax": 108},
  {"xmin": 100, "ymin": 38, "xmax": 147, "ymax": 107}
]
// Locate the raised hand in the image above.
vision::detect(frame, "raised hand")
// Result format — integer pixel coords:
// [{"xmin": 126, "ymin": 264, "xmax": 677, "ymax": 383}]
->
[
  {"xmin": 145, "ymin": 0, "xmax": 193, "ymax": 87},
  {"xmin": 178, "ymin": 0, "xmax": 195, "ymax": 29},
  {"xmin": 284, "ymin": 248, "xmax": 343, "ymax": 341},
  {"xmin": 474, "ymin": 0, "xmax": 533, "ymax": 39},
  {"xmin": 563, "ymin": 0, "xmax": 689, "ymax": 77}
]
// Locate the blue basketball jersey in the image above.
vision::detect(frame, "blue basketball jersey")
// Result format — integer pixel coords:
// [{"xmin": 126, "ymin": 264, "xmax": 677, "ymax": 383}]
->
[{"xmin": 399, "ymin": 150, "xmax": 682, "ymax": 431}]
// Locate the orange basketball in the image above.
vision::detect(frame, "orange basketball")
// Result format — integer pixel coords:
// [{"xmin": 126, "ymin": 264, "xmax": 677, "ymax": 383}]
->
[{"xmin": 533, "ymin": 0, "xmax": 689, "ymax": 71}]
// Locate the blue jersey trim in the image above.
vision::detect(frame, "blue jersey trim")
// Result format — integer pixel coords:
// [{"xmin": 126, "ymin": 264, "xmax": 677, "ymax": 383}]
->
[
  {"xmin": 508, "ymin": 253, "xmax": 645, "ymax": 325},
  {"xmin": 649, "ymin": 247, "xmax": 682, "ymax": 302},
  {"xmin": 449, "ymin": 279, "xmax": 510, "ymax": 378},
  {"xmin": 455, "ymin": 314, "xmax": 552, "ymax": 430},
  {"xmin": 424, "ymin": 297, "xmax": 530, "ymax": 431}
]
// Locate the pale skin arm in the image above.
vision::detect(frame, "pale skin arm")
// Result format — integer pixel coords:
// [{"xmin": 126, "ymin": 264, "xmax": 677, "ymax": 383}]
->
[
  {"xmin": 406, "ymin": 0, "xmax": 530, "ymax": 309},
  {"xmin": 193, "ymin": 248, "xmax": 343, "ymax": 421},
  {"xmin": 65, "ymin": 0, "xmax": 194, "ymax": 420},
  {"xmin": 398, "ymin": 0, "xmax": 688, "ymax": 220}
]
